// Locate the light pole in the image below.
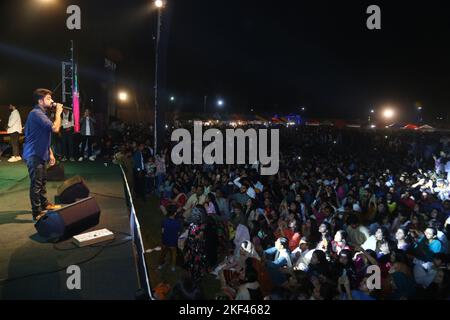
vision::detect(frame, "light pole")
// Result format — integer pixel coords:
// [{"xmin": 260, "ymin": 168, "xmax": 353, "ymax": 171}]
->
[
  {"xmin": 118, "ymin": 91, "xmax": 129, "ymax": 102},
  {"xmin": 368, "ymin": 109, "xmax": 375, "ymax": 123},
  {"xmin": 154, "ymin": 0, "xmax": 164, "ymax": 155},
  {"xmin": 417, "ymin": 105, "xmax": 423, "ymax": 123},
  {"xmin": 382, "ymin": 108, "xmax": 395, "ymax": 126}
]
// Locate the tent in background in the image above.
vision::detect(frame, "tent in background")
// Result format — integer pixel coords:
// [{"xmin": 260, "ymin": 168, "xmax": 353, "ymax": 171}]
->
[
  {"xmin": 403, "ymin": 124, "xmax": 419, "ymax": 130},
  {"xmin": 417, "ymin": 124, "xmax": 436, "ymax": 132}
]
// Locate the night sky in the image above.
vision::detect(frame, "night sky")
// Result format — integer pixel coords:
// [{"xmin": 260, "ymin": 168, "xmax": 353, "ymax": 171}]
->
[{"xmin": 0, "ymin": 0, "xmax": 449, "ymax": 120}]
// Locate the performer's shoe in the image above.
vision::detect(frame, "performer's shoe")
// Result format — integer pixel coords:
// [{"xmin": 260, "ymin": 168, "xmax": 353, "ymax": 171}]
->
[
  {"xmin": 32, "ymin": 212, "xmax": 47, "ymax": 222},
  {"xmin": 69, "ymin": 157, "xmax": 75, "ymax": 162},
  {"xmin": 8, "ymin": 156, "xmax": 20, "ymax": 162},
  {"xmin": 61, "ymin": 157, "xmax": 67, "ymax": 162},
  {"xmin": 44, "ymin": 203, "xmax": 62, "ymax": 211}
]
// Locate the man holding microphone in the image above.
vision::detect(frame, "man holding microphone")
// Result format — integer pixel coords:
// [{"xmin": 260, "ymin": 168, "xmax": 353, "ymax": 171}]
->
[{"xmin": 23, "ymin": 89, "xmax": 63, "ymax": 221}]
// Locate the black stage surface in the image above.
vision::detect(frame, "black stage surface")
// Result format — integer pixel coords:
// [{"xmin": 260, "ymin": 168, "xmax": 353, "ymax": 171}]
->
[{"xmin": 0, "ymin": 160, "xmax": 141, "ymax": 299}]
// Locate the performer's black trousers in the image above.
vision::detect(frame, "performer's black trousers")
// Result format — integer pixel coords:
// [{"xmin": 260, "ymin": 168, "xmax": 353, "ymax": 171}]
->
[
  {"xmin": 10, "ymin": 132, "xmax": 20, "ymax": 157},
  {"xmin": 26, "ymin": 156, "xmax": 48, "ymax": 215}
]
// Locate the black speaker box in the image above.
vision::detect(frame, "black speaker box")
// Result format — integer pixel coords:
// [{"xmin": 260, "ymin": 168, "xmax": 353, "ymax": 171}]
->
[{"xmin": 35, "ymin": 197, "xmax": 101, "ymax": 241}]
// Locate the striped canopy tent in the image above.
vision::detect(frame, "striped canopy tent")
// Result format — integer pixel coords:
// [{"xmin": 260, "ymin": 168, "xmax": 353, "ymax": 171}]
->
[
  {"xmin": 321, "ymin": 120, "xmax": 334, "ymax": 126},
  {"xmin": 255, "ymin": 114, "xmax": 270, "ymax": 122},
  {"xmin": 417, "ymin": 124, "xmax": 436, "ymax": 132},
  {"xmin": 388, "ymin": 123, "xmax": 405, "ymax": 129},
  {"xmin": 334, "ymin": 120, "xmax": 347, "ymax": 129},
  {"xmin": 271, "ymin": 115, "xmax": 287, "ymax": 124},
  {"xmin": 403, "ymin": 124, "xmax": 419, "ymax": 130},
  {"xmin": 306, "ymin": 119, "xmax": 320, "ymax": 126}
]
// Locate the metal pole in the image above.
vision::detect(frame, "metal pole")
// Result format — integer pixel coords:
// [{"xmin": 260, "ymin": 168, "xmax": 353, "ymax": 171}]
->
[
  {"xmin": 71, "ymin": 40, "xmax": 74, "ymax": 107},
  {"xmin": 154, "ymin": 9, "xmax": 162, "ymax": 155}
]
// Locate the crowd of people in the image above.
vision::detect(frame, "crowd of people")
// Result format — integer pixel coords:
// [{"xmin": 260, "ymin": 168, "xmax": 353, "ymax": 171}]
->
[
  {"xmin": 3, "ymin": 104, "xmax": 450, "ymax": 300},
  {"xmin": 143, "ymin": 125, "xmax": 450, "ymax": 300}
]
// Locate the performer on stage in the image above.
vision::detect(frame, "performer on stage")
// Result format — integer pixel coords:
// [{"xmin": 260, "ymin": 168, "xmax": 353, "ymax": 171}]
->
[{"xmin": 23, "ymin": 89, "xmax": 63, "ymax": 220}]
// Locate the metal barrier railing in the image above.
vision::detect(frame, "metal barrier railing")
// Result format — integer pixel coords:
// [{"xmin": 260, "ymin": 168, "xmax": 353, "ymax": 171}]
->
[{"xmin": 119, "ymin": 165, "xmax": 154, "ymax": 300}]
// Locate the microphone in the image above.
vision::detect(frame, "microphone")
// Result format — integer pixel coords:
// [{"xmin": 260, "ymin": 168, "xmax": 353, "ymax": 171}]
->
[{"xmin": 51, "ymin": 102, "xmax": 73, "ymax": 111}]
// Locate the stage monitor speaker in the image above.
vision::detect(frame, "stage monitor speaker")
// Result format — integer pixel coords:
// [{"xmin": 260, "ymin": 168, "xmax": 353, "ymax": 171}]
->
[
  {"xmin": 47, "ymin": 163, "xmax": 65, "ymax": 181},
  {"xmin": 55, "ymin": 175, "xmax": 90, "ymax": 204},
  {"xmin": 35, "ymin": 197, "xmax": 101, "ymax": 241}
]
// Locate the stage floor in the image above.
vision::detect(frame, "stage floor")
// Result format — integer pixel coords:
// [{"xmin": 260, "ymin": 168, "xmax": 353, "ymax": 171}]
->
[{"xmin": 0, "ymin": 160, "xmax": 140, "ymax": 299}]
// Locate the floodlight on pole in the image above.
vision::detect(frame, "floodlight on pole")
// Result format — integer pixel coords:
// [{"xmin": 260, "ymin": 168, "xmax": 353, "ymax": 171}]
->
[
  {"xmin": 118, "ymin": 91, "xmax": 128, "ymax": 102},
  {"xmin": 155, "ymin": 0, "xmax": 164, "ymax": 8},
  {"xmin": 383, "ymin": 108, "xmax": 395, "ymax": 119}
]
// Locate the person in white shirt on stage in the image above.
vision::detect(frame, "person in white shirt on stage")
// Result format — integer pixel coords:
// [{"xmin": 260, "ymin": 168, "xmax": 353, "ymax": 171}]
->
[{"xmin": 6, "ymin": 104, "xmax": 22, "ymax": 162}]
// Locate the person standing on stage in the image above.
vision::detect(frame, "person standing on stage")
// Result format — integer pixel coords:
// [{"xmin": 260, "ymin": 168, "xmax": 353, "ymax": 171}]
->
[
  {"xmin": 6, "ymin": 104, "xmax": 22, "ymax": 162},
  {"xmin": 61, "ymin": 108, "xmax": 75, "ymax": 162},
  {"xmin": 23, "ymin": 89, "xmax": 63, "ymax": 220},
  {"xmin": 78, "ymin": 109, "xmax": 96, "ymax": 162}
]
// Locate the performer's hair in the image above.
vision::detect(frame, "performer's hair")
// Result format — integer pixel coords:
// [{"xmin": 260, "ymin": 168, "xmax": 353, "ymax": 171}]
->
[{"xmin": 33, "ymin": 88, "xmax": 53, "ymax": 104}]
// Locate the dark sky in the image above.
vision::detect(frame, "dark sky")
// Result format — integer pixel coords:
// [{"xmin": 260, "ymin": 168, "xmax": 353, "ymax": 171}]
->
[{"xmin": 1, "ymin": 0, "xmax": 449, "ymax": 120}]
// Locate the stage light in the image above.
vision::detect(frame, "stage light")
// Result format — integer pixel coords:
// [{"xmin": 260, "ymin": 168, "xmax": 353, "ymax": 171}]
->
[
  {"xmin": 118, "ymin": 91, "xmax": 128, "ymax": 102},
  {"xmin": 383, "ymin": 108, "xmax": 395, "ymax": 119},
  {"xmin": 155, "ymin": 0, "xmax": 164, "ymax": 8}
]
